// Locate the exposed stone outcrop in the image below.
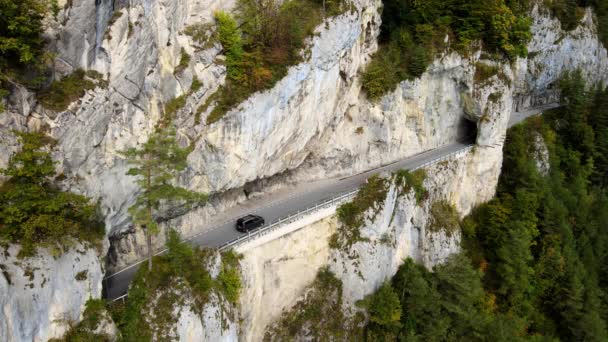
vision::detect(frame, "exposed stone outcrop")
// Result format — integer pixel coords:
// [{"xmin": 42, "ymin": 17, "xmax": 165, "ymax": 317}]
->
[
  {"xmin": 0, "ymin": 244, "xmax": 104, "ymax": 341},
  {"xmin": 532, "ymin": 132, "xmax": 551, "ymax": 176},
  {"xmin": 514, "ymin": 6, "xmax": 608, "ymax": 108}
]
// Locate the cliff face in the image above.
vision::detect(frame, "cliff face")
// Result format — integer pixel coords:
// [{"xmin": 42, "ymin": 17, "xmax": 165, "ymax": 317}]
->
[
  {"xmin": 0, "ymin": 0, "xmax": 607, "ymax": 340},
  {"xmin": 0, "ymin": 244, "xmax": 104, "ymax": 341}
]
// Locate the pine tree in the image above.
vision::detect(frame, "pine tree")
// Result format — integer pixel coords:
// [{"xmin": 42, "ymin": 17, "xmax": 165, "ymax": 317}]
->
[
  {"xmin": 122, "ymin": 127, "xmax": 207, "ymax": 271},
  {"xmin": 0, "ymin": 131, "xmax": 103, "ymax": 256}
]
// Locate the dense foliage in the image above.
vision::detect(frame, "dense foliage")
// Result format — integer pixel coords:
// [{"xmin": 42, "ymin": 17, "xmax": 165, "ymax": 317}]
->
[
  {"xmin": 110, "ymin": 230, "xmax": 242, "ymax": 341},
  {"xmin": 204, "ymin": 0, "xmax": 348, "ymax": 124},
  {"xmin": 361, "ymin": 0, "xmax": 532, "ymax": 100},
  {"xmin": 0, "ymin": 0, "xmax": 55, "ymax": 109},
  {"xmin": 0, "ymin": 131, "xmax": 104, "ymax": 257},
  {"xmin": 360, "ymin": 73, "xmax": 608, "ymax": 340},
  {"xmin": 0, "ymin": 0, "xmax": 52, "ymax": 76}
]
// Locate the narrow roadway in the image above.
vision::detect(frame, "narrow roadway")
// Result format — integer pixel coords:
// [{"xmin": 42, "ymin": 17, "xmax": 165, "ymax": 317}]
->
[{"xmin": 104, "ymin": 104, "xmax": 558, "ymax": 300}]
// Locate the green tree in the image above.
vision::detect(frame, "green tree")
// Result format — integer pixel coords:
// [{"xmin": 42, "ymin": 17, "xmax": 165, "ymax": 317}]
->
[
  {"xmin": 0, "ymin": 131, "xmax": 104, "ymax": 256},
  {"xmin": 214, "ymin": 11, "xmax": 244, "ymax": 82},
  {"xmin": 122, "ymin": 127, "xmax": 207, "ymax": 270},
  {"xmin": 0, "ymin": 0, "xmax": 55, "ymax": 101},
  {"xmin": 358, "ymin": 281, "xmax": 402, "ymax": 339},
  {"xmin": 0, "ymin": 0, "xmax": 50, "ymax": 70}
]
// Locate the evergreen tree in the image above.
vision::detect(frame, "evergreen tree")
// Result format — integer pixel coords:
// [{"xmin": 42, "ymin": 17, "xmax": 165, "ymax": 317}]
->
[
  {"xmin": 0, "ymin": 131, "xmax": 103, "ymax": 256},
  {"xmin": 122, "ymin": 127, "xmax": 207, "ymax": 270}
]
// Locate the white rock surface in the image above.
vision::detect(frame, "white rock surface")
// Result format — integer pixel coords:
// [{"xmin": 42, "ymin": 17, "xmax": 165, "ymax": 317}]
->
[
  {"xmin": 239, "ymin": 216, "xmax": 339, "ymax": 341},
  {"xmin": 174, "ymin": 294, "xmax": 238, "ymax": 342},
  {"xmin": 0, "ymin": 244, "xmax": 104, "ymax": 342},
  {"xmin": 514, "ymin": 5, "xmax": 608, "ymax": 105}
]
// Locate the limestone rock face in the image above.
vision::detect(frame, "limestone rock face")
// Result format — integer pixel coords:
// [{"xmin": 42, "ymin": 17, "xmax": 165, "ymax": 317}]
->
[
  {"xmin": 514, "ymin": 6, "xmax": 608, "ymax": 108},
  {"xmin": 174, "ymin": 294, "xmax": 239, "ymax": 342},
  {"xmin": 0, "ymin": 244, "xmax": 104, "ymax": 342}
]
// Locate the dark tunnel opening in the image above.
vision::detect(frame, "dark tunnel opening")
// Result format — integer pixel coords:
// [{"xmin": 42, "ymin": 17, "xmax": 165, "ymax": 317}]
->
[{"xmin": 456, "ymin": 117, "xmax": 478, "ymax": 144}]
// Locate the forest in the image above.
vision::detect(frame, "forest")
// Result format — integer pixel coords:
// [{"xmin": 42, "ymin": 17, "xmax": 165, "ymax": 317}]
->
[{"xmin": 359, "ymin": 73, "xmax": 608, "ymax": 341}]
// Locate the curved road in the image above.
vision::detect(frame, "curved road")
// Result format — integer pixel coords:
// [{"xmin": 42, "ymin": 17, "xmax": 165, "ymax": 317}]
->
[{"xmin": 104, "ymin": 103, "xmax": 559, "ymax": 300}]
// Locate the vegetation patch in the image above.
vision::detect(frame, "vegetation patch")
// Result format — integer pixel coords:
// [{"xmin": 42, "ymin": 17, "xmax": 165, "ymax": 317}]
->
[
  {"xmin": 0, "ymin": 132, "xmax": 105, "ymax": 257},
  {"xmin": 38, "ymin": 69, "xmax": 108, "ymax": 112},
  {"xmin": 164, "ymin": 94, "xmax": 187, "ymax": 119},
  {"xmin": 49, "ymin": 299, "xmax": 112, "ymax": 341},
  {"xmin": 190, "ymin": 77, "xmax": 202, "ymax": 92},
  {"xmin": 204, "ymin": 0, "xmax": 348, "ymax": 124},
  {"xmin": 217, "ymin": 250, "xmax": 243, "ymax": 304},
  {"xmin": 427, "ymin": 200, "xmax": 460, "ymax": 236},
  {"xmin": 174, "ymin": 48, "xmax": 191, "ymax": 75},
  {"xmin": 544, "ymin": 1, "xmax": 608, "ymax": 48},
  {"xmin": 330, "ymin": 175, "xmax": 389, "ymax": 250},
  {"xmin": 110, "ymin": 230, "xmax": 242, "ymax": 341},
  {"xmin": 183, "ymin": 23, "xmax": 217, "ymax": 50},
  {"xmin": 361, "ymin": 0, "xmax": 531, "ymax": 100},
  {"xmin": 265, "ymin": 267, "xmax": 363, "ymax": 340},
  {"xmin": 75, "ymin": 270, "xmax": 88, "ymax": 281},
  {"xmin": 394, "ymin": 169, "xmax": 427, "ymax": 204}
]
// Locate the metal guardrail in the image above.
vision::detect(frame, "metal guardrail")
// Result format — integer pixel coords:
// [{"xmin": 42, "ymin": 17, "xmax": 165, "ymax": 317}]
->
[
  {"xmin": 217, "ymin": 144, "xmax": 475, "ymax": 251},
  {"xmin": 218, "ymin": 190, "xmax": 359, "ymax": 251},
  {"xmin": 107, "ymin": 144, "xmax": 474, "ymax": 302}
]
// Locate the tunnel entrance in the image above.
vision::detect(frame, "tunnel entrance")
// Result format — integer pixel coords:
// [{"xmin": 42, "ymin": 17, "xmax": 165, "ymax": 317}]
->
[{"xmin": 456, "ymin": 117, "xmax": 478, "ymax": 144}]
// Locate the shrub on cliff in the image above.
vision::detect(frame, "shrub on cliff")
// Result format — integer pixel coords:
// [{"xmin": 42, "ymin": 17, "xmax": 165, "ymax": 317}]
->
[
  {"xmin": 38, "ymin": 69, "xmax": 108, "ymax": 112},
  {"xmin": 0, "ymin": 131, "xmax": 104, "ymax": 257}
]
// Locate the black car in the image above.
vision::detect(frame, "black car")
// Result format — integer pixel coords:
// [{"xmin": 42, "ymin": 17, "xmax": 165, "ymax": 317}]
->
[{"xmin": 236, "ymin": 214, "xmax": 265, "ymax": 232}]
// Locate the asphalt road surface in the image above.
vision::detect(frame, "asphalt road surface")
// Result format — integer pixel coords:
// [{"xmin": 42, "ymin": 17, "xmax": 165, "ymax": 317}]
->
[{"xmin": 104, "ymin": 104, "xmax": 557, "ymax": 300}]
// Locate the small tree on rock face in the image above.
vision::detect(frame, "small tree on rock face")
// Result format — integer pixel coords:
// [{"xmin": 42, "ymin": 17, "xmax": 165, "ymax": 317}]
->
[{"xmin": 122, "ymin": 127, "xmax": 207, "ymax": 271}]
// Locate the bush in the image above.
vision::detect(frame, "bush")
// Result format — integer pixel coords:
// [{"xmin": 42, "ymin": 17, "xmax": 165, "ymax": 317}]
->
[
  {"xmin": 164, "ymin": 94, "xmax": 187, "ymax": 118},
  {"xmin": 217, "ymin": 267, "xmax": 241, "ymax": 303},
  {"xmin": 265, "ymin": 267, "xmax": 360, "ymax": 340},
  {"xmin": 427, "ymin": 200, "xmax": 461, "ymax": 235},
  {"xmin": 191, "ymin": 77, "xmax": 202, "ymax": 92}
]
